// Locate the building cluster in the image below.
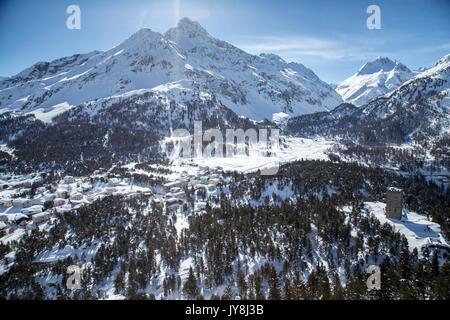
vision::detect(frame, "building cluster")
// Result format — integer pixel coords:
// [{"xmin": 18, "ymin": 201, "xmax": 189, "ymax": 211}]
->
[
  {"xmin": 0, "ymin": 165, "xmax": 227, "ymax": 240},
  {"xmin": 0, "ymin": 172, "xmax": 152, "ymax": 239},
  {"xmin": 162, "ymin": 166, "xmax": 225, "ymax": 214}
]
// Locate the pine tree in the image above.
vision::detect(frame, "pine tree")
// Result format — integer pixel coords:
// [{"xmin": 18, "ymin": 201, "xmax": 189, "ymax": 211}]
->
[
  {"xmin": 432, "ymin": 263, "xmax": 450, "ymax": 300},
  {"xmin": 237, "ymin": 267, "xmax": 248, "ymax": 300},
  {"xmin": 398, "ymin": 245, "xmax": 412, "ymax": 280},
  {"xmin": 331, "ymin": 274, "xmax": 343, "ymax": 300},
  {"xmin": 268, "ymin": 268, "xmax": 281, "ymax": 300},
  {"xmin": 183, "ymin": 266, "xmax": 199, "ymax": 299},
  {"xmin": 114, "ymin": 271, "xmax": 125, "ymax": 294},
  {"xmin": 282, "ymin": 278, "xmax": 293, "ymax": 300},
  {"xmin": 222, "ymin": 283, "xmax": 233, "ymax": 300},
  {"xmin": 431, "ymin": 251, "xmax": 439, "ymax": 277}
]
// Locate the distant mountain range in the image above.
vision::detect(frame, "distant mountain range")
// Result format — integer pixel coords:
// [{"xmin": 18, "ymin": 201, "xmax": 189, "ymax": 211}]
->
[{"xmin": 287, "ymin": 54, "xmax": 450, "ymax": 147}]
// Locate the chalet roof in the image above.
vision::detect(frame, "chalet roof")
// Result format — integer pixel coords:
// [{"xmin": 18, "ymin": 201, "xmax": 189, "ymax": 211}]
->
[
  {"xmin": 387, "ymin": 187, "xmax": 402, "ymax": 193},
  {"xmin": 32, "ymin": 211, "xmax": 51, "ymax": 219}
]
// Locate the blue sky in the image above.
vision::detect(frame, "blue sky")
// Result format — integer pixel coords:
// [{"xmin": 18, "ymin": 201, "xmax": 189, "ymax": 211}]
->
[{"xmin": 0, "ymin": 0, "xmax": 449, "ymax": 83}]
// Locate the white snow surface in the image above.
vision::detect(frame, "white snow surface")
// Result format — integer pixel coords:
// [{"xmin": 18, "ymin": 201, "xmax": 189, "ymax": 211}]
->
[
  {"xmin": 363, "ymin": 202, "xmax": 449, "ymax": 253},
  {"xmin": 169, "ymin": 137, "xmax": 332, "ymax": 174},
  {"xmin": 337, "ymin": 57, "xmax": 414, "ymax": 106},
  {"xmin": 27, "ymin": 102, "xmax": 73, "ymax": 123}
]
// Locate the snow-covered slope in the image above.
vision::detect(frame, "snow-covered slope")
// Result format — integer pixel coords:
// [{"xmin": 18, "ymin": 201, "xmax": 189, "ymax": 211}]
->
[
  {"xmin": 363, "ymin": 202, "xmax": 449, "ymax": 253},
  {"xmin": 0, "ymin": 18, "xmax": 342, "ymax": 121},
  {"xmin": 287, "ymin": 54, "xmax": 450, "ymax": 146},
  {"xmin": 336, "ymin": 57, "xmax": 414, "ymax": 106}
]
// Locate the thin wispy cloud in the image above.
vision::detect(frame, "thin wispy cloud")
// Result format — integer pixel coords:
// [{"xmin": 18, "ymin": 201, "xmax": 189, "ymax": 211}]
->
[
  {"xmin": 436, "ymin": 43, "xmax": 450, "ymax": 51},
  {"xmin": 417, "ymin": 42, "xmax": 450, "ymax": 53},
  {"xmin": 236, "ymin": 35, "xmax": 392, "ymax": 63}
]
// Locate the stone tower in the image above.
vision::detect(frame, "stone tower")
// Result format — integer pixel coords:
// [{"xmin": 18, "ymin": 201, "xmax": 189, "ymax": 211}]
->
[{"xmin": 386, "ymin": 187, "xmax": 403, "ymax": 219}]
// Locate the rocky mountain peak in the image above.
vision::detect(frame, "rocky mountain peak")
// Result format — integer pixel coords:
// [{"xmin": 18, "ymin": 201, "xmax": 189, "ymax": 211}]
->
[
  {"xmin": 357, "ymin": 57, "xmax": 410, "ymax": 75},
  {"xmin": 165, "ymin": 17, "xmax": 210, "ymax": 40}
]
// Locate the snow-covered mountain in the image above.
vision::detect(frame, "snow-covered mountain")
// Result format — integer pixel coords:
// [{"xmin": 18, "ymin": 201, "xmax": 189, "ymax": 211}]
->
[
  {"xmin": 336, "ymin": 57, "xmax": 414, "ymax": 106},
  {"xmin": 0, "ymin": 18, "xmax": 342, "ymax": 121},
  {"xmin": 287, "ymin": 54, "xmax": 450, "ymax": 146}
]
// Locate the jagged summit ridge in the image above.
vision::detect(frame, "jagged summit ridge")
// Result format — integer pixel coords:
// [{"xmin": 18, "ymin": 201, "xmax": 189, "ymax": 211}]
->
[
  {"xmin": 357, "ymin": 57, "xmax": 410, "ymax": 75},
  {"xmin": 165, "ymin": 17, "xmax": 211, "ymax": 39},
  {"xmin": 0, "ymin": 18, "xmax": 342, "ymax": 121}
]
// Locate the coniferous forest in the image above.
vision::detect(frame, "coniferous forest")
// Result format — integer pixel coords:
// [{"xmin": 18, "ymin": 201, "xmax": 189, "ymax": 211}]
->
[{"xmin": 1, "ymin": 161, "xmax": 448, "ymax": 300}]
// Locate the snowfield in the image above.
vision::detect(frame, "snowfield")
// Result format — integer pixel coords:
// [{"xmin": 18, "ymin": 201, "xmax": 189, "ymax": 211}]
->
[
  {"xmin": 27, "ymin": 102, "xmax": 73, "ymax": 123},
  {"xmin": 171, "ymin": 137, "xmax": 333, "ymax": 175},
  {"xmin": 363, "ymin": 202, "xmax": 449, "ymax": 254}
]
